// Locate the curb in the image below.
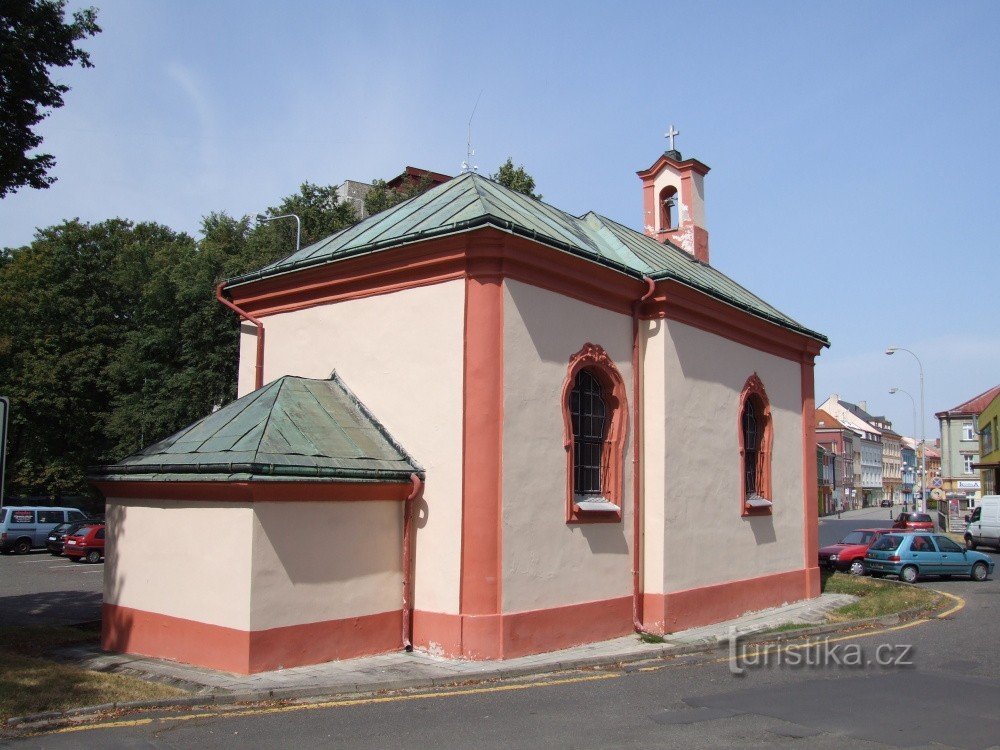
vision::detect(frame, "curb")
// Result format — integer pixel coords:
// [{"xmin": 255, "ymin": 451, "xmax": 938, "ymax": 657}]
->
[{"xmin": 4, "ymin": 586, "xmax": 947, "ymax": 731}]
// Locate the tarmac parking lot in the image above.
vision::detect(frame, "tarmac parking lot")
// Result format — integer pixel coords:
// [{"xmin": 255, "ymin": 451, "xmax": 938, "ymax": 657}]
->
[{"xmin": 0, "ymin": 549, "xmax": 103, "ymax": 627}]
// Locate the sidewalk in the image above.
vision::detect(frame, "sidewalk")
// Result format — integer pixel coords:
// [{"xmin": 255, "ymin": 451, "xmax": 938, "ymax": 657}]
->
[{"xmin": 55, "ymin": 593, "xmax": 856, "ymax": 701}]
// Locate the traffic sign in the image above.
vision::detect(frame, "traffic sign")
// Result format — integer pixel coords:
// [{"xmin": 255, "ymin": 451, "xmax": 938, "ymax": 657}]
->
[{"xmin": 931, "ymin": 477, "xmax": 943, "ymax": 488}]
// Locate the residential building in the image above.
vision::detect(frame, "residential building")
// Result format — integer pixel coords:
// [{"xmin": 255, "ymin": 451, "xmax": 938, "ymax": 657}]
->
[
  {"xmin": 92, "ymin": 144, "xmax": 829, "ymax": 674},
  {"xmin": 818, "ymin": 396, "xmax": 883, "ymax": 507},
  {"xmin": 817, "ymin": 445, "xmax": 834, "ymax": 516},
  {"xmin": 337, "ymin": 166, "xmax": 452, "ymax": 220},
  {"xmin": 975, "ymin": 389, "xmax": 1000, "ymax": 495},
  {"xmin": 815, "ymin": 409, "xmax": 856, "ymax": 511},
  {"xmin": 935, "ymin": 385, "xmax": 1000, "ymax": 506}
]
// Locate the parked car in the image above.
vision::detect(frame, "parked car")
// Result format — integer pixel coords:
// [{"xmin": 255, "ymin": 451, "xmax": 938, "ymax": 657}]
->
[
  {"xmin": 0, "ymin": 506, "xmax": 90, "ymax": 554},
  {"xmin": 818, "ymin": 528, "xmax": 894, "ymax": 575},
  {"xmin": 864, "ymin": 532, "xmax": 994, "ymax": 583},
  {"xmin": 964, "ymin": 495, "xmax": 1000, "ymax": 551},
  {"xmin": 62, "ymin": 524, "xmax": 106, "ymax": 564},
  {"xmin": 46, "ymin": 519, "xmax": 102, "ymax": 555},
  {"xmin": 892, "ymin": 512, "xmax": 934, "ymax": 531},
  {"xmin": 880, "ymin": 498, "xmax": 893, "ymax": 508}
]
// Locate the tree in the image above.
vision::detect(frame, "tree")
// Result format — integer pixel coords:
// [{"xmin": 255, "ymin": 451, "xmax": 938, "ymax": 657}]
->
[
  {"xmin": 0, "ymin": 0, "xmax": 101, "ymax": 198},
  {"xmin": 491, "ymin": 157, "xmax": 541, "ymax": 200},
  {"xmin": 362, "ymin": 175, "xmax": 434, "ymax": 217}
]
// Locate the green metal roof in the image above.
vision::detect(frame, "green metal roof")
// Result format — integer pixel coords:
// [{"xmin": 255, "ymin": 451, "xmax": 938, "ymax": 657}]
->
[
  {"xmin": 224, "ymin": 172, "xmax": 826, "ymax": 344},
  {"xmin": 90, "ymin": 374, "xmax": 423, "ymax": 483}
]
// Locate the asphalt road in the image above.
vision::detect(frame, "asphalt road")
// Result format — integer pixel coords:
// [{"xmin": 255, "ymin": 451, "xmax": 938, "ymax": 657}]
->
[
  {"xmin": 0, "ymin": 549, "xmax": 103, "ymax": 627},
  {"xmin": 10, "ymin": 505, "xmax": 999, "ymax": 749}
]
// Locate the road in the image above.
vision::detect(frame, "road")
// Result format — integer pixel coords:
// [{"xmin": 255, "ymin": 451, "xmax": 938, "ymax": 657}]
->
[
  {"xmin": 9, "ymin": 504, "xmax": 999, "ymax": 749},
  {"xmin": 0, "ymin": 549, "xmax": 103, "ymax": 627}
]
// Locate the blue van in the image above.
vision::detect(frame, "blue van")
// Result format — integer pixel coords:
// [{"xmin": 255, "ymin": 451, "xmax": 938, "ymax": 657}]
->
[{"xmin": 0, "ymin": 506, "xmax": 90, "ymax": 554}]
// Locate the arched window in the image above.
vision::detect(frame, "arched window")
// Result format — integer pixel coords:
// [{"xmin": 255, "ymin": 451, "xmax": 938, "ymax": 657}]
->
[
  {"xmin": 570, "ymin": 369, "xmax": 607, "ymax": 496},
  {"xmin": 562, "ymin": 343, "xmax": 627, "ymax": 523},
  {"xmin": 739, "ymin": 373, "xmax": 773, "ymax": 516},
  {"xmin": 659, "ymin": 186, "xmax": 678, "ymax": 231}
]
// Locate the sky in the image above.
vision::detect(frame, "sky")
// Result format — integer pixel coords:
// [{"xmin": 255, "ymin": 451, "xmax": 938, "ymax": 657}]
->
[{"xmin": 2, "ymin": 1, "xmax": 998, "ymax": 440}]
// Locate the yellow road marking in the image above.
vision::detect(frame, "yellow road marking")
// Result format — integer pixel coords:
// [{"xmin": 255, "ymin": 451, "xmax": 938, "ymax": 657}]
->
[
  {"xmin": 44, "ymin": 672, "xmax": 621, "ymax": 736},
  {"xmin": 40, "ymin": 587, "xmax": 970, "ymax": 737},
  {"xmin": 933, "ymin": 589, "xmax": 965, "ymax": 619}
]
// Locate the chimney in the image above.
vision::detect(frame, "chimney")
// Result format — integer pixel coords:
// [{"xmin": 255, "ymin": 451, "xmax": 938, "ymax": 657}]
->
[
  {"xmin": 637, "ymin": 148, "xmax": 710, "ymax": 263},
  {"xmin": 859, "ymin": 400, "xmax": 868, "ymax": 412}
]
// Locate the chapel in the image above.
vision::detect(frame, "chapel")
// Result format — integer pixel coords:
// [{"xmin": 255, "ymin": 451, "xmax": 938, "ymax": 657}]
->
[{"xmin": 91, "ymin": 142, "xmax": 828, "ymax": 674}]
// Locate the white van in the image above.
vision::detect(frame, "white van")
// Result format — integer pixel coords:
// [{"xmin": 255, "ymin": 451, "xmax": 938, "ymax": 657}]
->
[
  {"xmin": 0, "ymin": 506, "xmax": 89, "ymax": 554},
  {"xmin": 965, "ymin": 495, "xmax": 1000, "ymax": 551}
]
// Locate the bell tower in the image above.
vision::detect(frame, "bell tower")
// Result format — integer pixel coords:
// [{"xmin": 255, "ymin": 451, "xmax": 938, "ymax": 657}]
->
[{"xmin": 636, "ymin": 126, "xmax": 711, "ymax": 263}]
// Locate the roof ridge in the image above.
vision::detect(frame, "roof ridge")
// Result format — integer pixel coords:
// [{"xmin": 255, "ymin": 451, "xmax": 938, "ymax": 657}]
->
[
  {"xmin": 329, "ymin": 371, "xmax": 424, "ymax": 473},
  {"xmin": 939, "ymin": 383, "xmax": 1000, "ymax": 414},
  {"xmin": 253, "ymin": 376, "xmax": 286, "ymax": 458}
]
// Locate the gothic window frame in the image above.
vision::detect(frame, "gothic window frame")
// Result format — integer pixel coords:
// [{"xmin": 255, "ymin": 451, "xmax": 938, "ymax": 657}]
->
[
  {"xmin": 562, "ymin": 343, "xmax": 627, "ymax": 524},
  {"xmin": 739, "ymin": 373, "xmax": 774, "ymax": 516}
]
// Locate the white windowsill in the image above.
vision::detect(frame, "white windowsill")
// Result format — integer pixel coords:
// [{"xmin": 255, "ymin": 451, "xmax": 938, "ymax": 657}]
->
[
  {"xmin": 745, "ymin": 494, "xmax": 773, "ymax": 509},
  {"xmin": 574, "ymin": 499, "xmax": 621, "ymax": 512}
]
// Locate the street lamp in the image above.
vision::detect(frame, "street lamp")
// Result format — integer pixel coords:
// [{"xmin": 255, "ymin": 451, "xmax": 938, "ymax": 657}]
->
[
  {"xmin": 258, "ymin": 213, "xmax": 302, "ymax": 255},
  {"xmin": 886, "ymin": 347, "xmax": 927, "ymax": 513},
  {"xmin": 889, "ymin": 386, "xmax": 917, "ymax": 510}
]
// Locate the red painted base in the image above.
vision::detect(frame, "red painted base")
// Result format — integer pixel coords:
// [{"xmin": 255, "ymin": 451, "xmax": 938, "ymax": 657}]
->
[
  {"xmin": 642, "ymin": 567, "xmax": 819, "ymax": 634},
  {"xmin": 102, "ymin": 604, "xmax": 403, "ymax": 674},
  {"xmin": 413, "ymin": 596, "xmax": 633, "ymax": 660}
]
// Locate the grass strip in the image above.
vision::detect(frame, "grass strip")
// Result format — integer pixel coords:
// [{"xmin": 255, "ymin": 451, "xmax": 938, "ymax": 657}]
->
[
  {"xmin": 821, "ymin": 572, "xmax": 939, "ymax": 622},
  {"xmin": 0, "ymin": 626, "xmax": 186, "ymax": 723}
]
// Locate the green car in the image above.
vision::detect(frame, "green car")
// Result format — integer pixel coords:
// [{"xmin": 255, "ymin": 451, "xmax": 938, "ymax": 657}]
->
[{"xmin": 864, "ymin": 532, "xmax": 994, "ymax": 583}]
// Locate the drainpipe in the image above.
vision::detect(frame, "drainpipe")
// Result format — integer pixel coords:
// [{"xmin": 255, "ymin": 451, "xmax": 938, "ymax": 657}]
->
[
  {"xmin": 632, "ymin": 276, "xmax": 655, "ymax": 632},
  {"xmin": 215, "ymin": 282, "xmax": 265, "ymax": 391},
  {"xmin": 402, "ymin": 472, "xmax": 423, "ymax": 651}
]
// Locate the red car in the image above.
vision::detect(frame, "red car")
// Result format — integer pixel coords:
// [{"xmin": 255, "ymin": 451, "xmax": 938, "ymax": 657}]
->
[
  {"xmin": 63, "ymin": 524, "xmax": 105, "ymax": 563},
  {"xmin": 892, "ymin": 512, "xmax": 935, "ymax": 531},
  {"xmin": 818, "ymin": 528, "xmax": 894, "ymax": 575}
]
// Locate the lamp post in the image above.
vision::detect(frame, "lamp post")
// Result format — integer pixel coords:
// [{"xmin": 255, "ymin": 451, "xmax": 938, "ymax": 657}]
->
[
  {"xmin": 258, "ymin": 213, "xmax": 302, "ymax": 255},
  {"xmin": 889, "ymin": 386, "xmax": 917, "ymax": 510},
  {"xmin": 886, "ymin": 347, "xmax": 926, "ymax": 513}
]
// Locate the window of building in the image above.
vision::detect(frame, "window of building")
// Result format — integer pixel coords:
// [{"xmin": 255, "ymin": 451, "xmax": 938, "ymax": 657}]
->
[
  {"xmin": 962, "ymin": 422, "xmax": 975, "ymax": 441},
  {"xmin": 562, "ymin": 343, "xmax": 627, "ymax": 523},
  {"xmin": 963, "ymin": 454, "xmax": 975, "ymax": 474},
  {"xmin": 739, "ymin": 373, "xmax": 773, "ymax": 516},
  {"xmin": 570, "ymin": 369, "xmax": 606, "ymax": 496},
  {"xmin": 981, "ymin": 422, "xmax": 993, "ymax": 455}
]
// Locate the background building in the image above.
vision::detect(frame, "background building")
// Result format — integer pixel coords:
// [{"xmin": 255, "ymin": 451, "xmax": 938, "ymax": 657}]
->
[
  {"xmin": 936, "ymin": 385, "xmax": 1000, "ymax": 507},
  {"xmin": 975, "ymin": 390, "xmax": 1000, "ymax": 496}
]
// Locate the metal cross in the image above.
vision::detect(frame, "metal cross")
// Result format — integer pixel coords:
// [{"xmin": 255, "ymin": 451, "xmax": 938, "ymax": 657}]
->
[{"xmin": 665, "ymin": 125, "xmax": 680, "ymax": 151}]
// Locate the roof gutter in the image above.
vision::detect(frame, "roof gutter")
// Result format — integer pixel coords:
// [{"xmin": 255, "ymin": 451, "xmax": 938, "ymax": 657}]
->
[
  {"xmin": 401, "ymin": 472, "xmax": 423, "ymax": 651},
  {"xmin": 632, "ymin": 276, "xmax": 655, "ymax": 634},
  {"xmin": 216, "ymin": 281, "xmax": 265, "ymax": 390},
  {"xmin": 87, "ymin": 462, "xmax": 421, "ymax": 483}
]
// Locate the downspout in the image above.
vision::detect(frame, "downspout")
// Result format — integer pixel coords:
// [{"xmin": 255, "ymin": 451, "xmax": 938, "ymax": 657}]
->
[
  {"xmin": 215, "ymin": 282, "xmax": 265, "ymax": 391},
  {"xmin": 402, "ymin": 472, "xmax": 423, "ymax": 651},
  {"xmin": 632, "ymin": 276, "xmax": 655, "ymax": 632}
]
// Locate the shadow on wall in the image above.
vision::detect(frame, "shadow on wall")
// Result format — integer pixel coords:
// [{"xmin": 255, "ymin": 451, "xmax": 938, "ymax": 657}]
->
[
  {"xmin": 574, "ymin": 523, "xmax": 629, "ymax": 555},
  {"xmin": 748, "ymin": 515, "xmax": 777, "ymax": 546},
  {"xmin": 507, "ymin": 280, "xmax": 634, "ymax": 367},
  {"xmin": 101, "ymin": 501, "xmax": 131, "ymax": 654},
  {"xmin": 254, "ymin": 500, "xmax": 406, "ymax": 587}
]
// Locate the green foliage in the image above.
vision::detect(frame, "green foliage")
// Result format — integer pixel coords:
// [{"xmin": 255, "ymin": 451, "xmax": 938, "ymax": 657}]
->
[
  {"xmin": 362, "ymin": 176, "xmax": 434, "ymax": 217},
  {"xmin": 491, "ymin": 157, "xmax": 541, "ymax": 199},
  {"xmin": 0, "ymin": 0, "xmax": 101, "ymax": 198},
  {"xmin": 0, "ymin": 182, "xmax": 355, "ymax": 498}
]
